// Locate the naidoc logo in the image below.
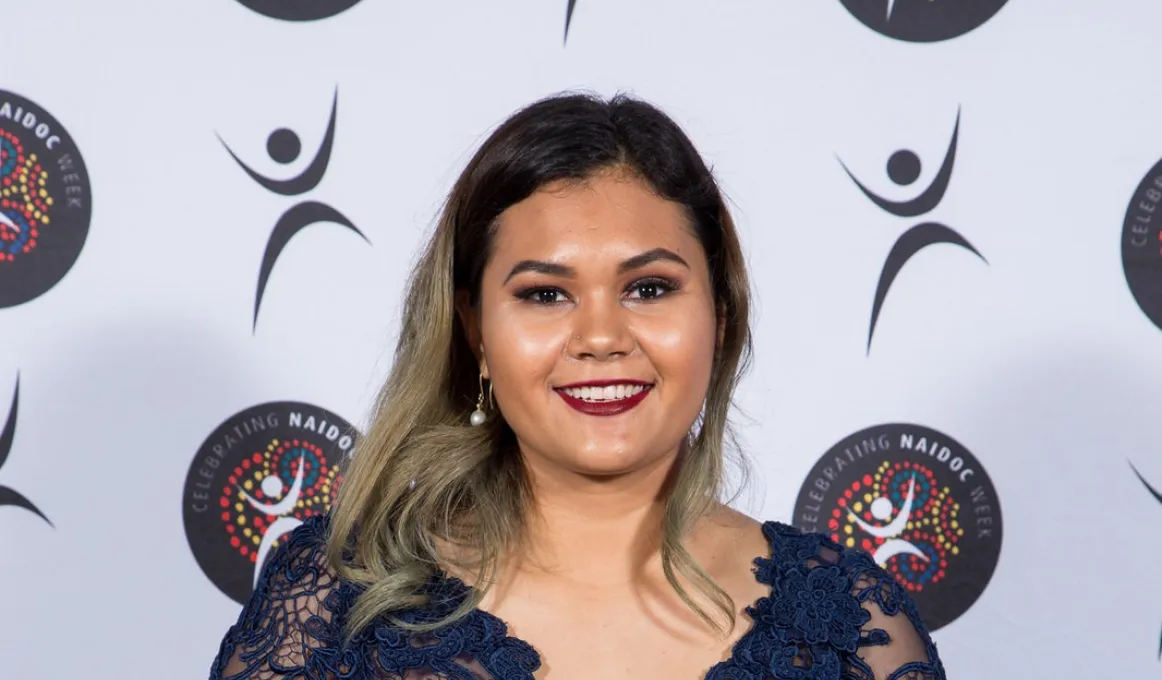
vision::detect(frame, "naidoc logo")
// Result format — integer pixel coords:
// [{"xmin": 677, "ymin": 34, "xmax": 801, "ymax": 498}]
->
[
  {"xmin": 792, "ymin": 423, "xmax": 1002, "ymax": 631},
  {"xmin": 235, "ymin": 0, "xmax": 364, "ymax": 21},
  {"xmin": 1120, "ymin": 158, "xmax": 1162, "ymax": 333},
  {"xmin": 0, "ymin": 374, "xmax": 51, "ymax": 526},
  {"xmin": 839, "ymin": 0, "xmax": 1009, "ymax": 43},
  {"xmin": 0, "ymin": 90, "xmax": 90, "ymax": 309},
  {"xmin": 1129, "ymin": 461, "xmax": 1162, "ymax": 659},
  {"xmin": 182, "ymin": 402, "xmax": 359, "ymax": 604},
  {"xmin": 217, "ymin": 87, "xmax": 369, "ymax": 332},
  {"xmin": 839, "ymin": 107, "xmax": 987, "ymax": 354}
]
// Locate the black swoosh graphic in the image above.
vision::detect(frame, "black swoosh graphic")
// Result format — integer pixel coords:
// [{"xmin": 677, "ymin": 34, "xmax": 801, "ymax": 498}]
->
[
  {"xmin": 565, "ymin": 0, "xmax": 577, "ymax": 43},
  {"xmin": 0, "ymin": 487, "xmax": 52, "ymax": 526},
  {"xmin": 0, "ymin": 376, "xmax": 16, "ymax": 472},
  {"xmin": 1130, "ymin": 461, "xmax": 1162, "ymax": 506},
  {"xmin": 219, "ymin": 88, "xmax": 339, "ymax": 197},
  {"xmin": 841, "ymin": 108, "xmax": 961, "ymax": 218},
  {"xmin": 868, "ymin": 222, "xmax": 986, "ymax": 353},
  {"xmin": 0, "ymin": 375, "xmax": 51, "ymax": 526},
  {"xmin": 1132, "ymin": 462, "xmax": 1162, "ymax": 659},
  {"xmin": 253, "ymin": 201, "xmax": 371, "ymax": 331}
]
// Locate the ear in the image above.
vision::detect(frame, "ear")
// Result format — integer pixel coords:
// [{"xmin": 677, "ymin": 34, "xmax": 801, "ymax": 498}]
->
[{"xmin": 455, "ymin": 290, "xmax": 488, "ymax": 377}]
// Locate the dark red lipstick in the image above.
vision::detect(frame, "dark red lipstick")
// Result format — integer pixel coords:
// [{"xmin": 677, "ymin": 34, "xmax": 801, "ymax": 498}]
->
[{"xmin": 554, "ymin": 380, "xmax": 653, "ymax": 417}]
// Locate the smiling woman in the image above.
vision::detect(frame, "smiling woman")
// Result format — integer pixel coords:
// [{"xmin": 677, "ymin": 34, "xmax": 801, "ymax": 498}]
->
[
  {"xmin": 465, "ymin": 170, "xmax": 725, "ymax": 490},
  {"xmin": 207, "ymin": 93, "xmax": 948, "ymax": 680}
]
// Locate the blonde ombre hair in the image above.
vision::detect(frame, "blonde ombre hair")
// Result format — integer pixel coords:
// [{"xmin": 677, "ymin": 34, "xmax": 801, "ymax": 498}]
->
[{"xmin": 326, "ymin": 92, "xmax": 753, "ymax": 638}]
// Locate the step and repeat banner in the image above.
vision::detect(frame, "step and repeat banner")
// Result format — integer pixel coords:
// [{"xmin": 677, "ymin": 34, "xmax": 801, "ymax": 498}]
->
[{"xmin": 1, "ymin": 0, "xmax": 1159, "ymax": 677}]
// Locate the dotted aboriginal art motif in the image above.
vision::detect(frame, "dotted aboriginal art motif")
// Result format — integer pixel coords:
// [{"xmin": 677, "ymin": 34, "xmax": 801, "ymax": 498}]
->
[
  {"xmin": 183, "ymin": 402, "xmax": 358, "ymax": 604},
  {"xmin": 0, "ymin": 90, "xmax": 90, "ymax": 308},
  {"xmin": 829, "ymin": 461, "xmax": 962, "ymax": 595},
  {"xmin": 0, "ymin": 129, "xmax": 52, "ymax": 263},
  {"xmin": 218, "ymin": 437, "xmax": 343, "ymax": 565},
  {"xmin": 794, "ymin": 423, "xmax": 1002, "ymax": 630}
]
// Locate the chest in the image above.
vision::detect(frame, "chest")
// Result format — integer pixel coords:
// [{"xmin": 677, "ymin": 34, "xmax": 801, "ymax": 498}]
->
[
  {"xmin": 484, "ymin": 585, "xmax": 760, "ymax": 680},
  {"xmin": 526, "ymin": 628, "xmax": 736, "ymax": 680}
]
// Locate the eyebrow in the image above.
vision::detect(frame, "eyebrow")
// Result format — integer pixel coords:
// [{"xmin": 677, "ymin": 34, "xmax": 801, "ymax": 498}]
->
[{"xmin": 502, "ymin": 248, "xmax": 690, "ymax": 284}]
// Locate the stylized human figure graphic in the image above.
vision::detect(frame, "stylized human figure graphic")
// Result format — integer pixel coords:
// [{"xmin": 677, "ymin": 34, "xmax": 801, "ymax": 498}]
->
[
  {"xmin": 839, "ymin": 108, "xmax": 987, "ymax": 353},
  {"xmin": 0, "ymin": 375, "xmax": 51, "ymax": 526},
  {"xmin": 847, "ymin": 473, "xmax": 928, "ymax": 566},
  {"xmin": 1130, "ymin": 461, "xmax": 1162, "ymax": 659},
  {"xmin": 218, "ymin": 87, "xmax": 370, "ymax": 332},
  {"xmin": 239, "ymin": 451, "xmax": 307, "ymax": 588}
]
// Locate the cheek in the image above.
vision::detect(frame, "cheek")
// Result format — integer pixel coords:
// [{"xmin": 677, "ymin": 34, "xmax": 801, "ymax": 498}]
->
[
  {"xmin": 635, "ymin": 307, "xmax": 718, "ymax": 384},
  {"xmin": 482, "ymin": 306, "xmax": 566, "ymax": 384}
]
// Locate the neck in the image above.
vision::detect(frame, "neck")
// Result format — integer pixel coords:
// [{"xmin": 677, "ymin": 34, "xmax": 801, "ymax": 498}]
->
[{"xmin": 514, "ymin": 451, "xmax": 680, "ymax": 586}]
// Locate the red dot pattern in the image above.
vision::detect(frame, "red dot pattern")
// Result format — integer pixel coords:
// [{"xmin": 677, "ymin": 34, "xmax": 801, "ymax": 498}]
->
[
  {"xmin": 0, "ymin": 128, "xmax": 52, "ymax": 263},
  {"xmin": 217, "ymin": 437, "xmax": 344, "ymax": 563},
  {"xmin": 828, "ymin": 460, "xmax": 962, "ymax": 593}
]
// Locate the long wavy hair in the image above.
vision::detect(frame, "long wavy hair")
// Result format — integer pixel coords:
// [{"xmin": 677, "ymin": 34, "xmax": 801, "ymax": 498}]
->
[{"xmin": 327, "ymin": 92, "xmax": 753, "ymax": 638}]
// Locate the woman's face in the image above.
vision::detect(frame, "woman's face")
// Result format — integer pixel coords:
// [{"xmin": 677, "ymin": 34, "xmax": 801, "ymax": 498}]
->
[{"xmin": 469, "ymin": 170, "xmax": 720, "ymax": 479}]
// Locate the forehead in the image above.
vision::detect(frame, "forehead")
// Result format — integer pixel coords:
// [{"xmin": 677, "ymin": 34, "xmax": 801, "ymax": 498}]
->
[{"xmin": 490, "ymin": 172, "xmax": 704, "ymax": 264}]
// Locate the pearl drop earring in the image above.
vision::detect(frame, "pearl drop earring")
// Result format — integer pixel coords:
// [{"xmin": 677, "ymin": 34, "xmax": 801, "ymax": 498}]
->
[{"xmin": 470, "ymin": 373, "xmax": 488, "ymax": 426}]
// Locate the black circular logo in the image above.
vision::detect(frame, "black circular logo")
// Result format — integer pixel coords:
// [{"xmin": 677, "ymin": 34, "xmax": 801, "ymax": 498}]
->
[
  {"xmin": 839, "ymin": 0, "xmax": 1009, "ymax": 43},
  {"xmin": 182, "ymin": 402, "xmax": 359, "ymax": 603},
  {"xmin": 235, "ymin": 0, "xmax": 363, "ymax": 21},
  {"xmin": 792, "ymin": 423, "xmax": 1002, "ymax": 631},
  {"xmin": 1122, "ymin": 158, "xmax": 1162, "ymax": 332},
  {"xmin": 0, "ymin": 90, "xmax": 90, "ymax": 309}
]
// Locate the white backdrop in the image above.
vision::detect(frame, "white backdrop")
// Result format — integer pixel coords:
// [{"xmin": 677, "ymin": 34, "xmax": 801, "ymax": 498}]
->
[{"xmin": 1, "ymin": 1, "xmax": 1161, "ymax": 677}]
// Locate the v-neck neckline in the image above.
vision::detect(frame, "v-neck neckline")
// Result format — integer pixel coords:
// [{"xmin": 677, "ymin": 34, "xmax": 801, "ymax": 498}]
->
[{"xmin": 429, "ymin": 520, "xmax": 782, "ymax": 679}]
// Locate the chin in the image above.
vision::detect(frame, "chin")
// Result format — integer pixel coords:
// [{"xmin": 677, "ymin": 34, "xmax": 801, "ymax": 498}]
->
[{"xmin": 560, "ymin": 444, "xmax": 673, "ymax": 478}]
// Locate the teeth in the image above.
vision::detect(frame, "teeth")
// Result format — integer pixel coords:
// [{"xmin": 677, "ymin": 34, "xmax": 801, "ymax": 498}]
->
[{"xmin": 561, "ymin": 384, "xmax": 647, "ymax": 402}]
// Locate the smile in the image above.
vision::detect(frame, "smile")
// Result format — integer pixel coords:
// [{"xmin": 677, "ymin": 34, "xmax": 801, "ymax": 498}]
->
[{"xmin": 554, "ymin": 381, "xmax": 653, "ymax": 416}]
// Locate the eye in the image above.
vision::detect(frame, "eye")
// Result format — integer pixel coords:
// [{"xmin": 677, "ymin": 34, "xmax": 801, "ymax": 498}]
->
[
  {"xmin": 517, "ymin": 287, "xmax": 569, "ymax": 305},
  {"xmin": 626, "ymin": 277, "xmax": 678, "ymax": 301}
]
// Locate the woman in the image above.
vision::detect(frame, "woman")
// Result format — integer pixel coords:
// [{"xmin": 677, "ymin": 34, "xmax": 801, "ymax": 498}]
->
[{"xmin": 209, "ymin": 93, "xmax": 947, "ymax": 680}]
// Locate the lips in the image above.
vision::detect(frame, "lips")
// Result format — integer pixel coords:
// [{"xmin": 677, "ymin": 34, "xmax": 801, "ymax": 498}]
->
[{"xmin": 553, "ymin": 380, "xmax": 653, "ymax": 417}]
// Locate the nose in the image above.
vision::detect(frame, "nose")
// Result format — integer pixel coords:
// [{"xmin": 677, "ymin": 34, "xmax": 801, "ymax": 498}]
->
[{"xmin": 567, "ymin": 294, "xmax": 634, "ymax": 361}]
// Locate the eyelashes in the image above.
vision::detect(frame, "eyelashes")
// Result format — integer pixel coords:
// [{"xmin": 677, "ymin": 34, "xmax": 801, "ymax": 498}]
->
[
  {"xmin": 625, "ymin": 277, "xmax": 679, "ymax": 301},
  {"xmin": 514, "ymin": 277, "xmax": 680, "ymax": 306}
]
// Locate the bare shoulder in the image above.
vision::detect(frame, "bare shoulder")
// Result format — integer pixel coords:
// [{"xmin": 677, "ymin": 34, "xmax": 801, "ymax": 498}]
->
[
  {"xmin": 701, "ymin": 503, "xmax": 770, "ymax": 560},
  {"xmin": 691, "ymin": 504, "xmax": 772, "ymax": 607}
]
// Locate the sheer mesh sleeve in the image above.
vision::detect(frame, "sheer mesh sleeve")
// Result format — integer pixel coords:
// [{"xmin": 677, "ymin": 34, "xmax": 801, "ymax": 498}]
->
[
  {"xmin": 208, "ymin": 517, "xmax": 343, "ymax": 680},
  {"xmin": 844, "ymin": 553, "xmax": 946, "ymax": 680},
  {"xmin": 205, "ymin": 516, "xmax": 540, "ymax": 680},
  {"xmin": 706, "ymin": 523, "xmax": 947, "ymax": 680}
]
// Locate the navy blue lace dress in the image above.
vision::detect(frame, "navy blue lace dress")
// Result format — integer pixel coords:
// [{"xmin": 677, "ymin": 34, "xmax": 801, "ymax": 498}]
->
[{"xmin": 209, "ymin": 515, "xmax": 946, "ymax": 679}]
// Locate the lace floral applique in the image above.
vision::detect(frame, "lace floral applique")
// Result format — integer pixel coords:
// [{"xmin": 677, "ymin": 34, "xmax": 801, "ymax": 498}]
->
[{"xmin": 211, "ymin": 516, "xmax": 945, "ymax": 680}]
